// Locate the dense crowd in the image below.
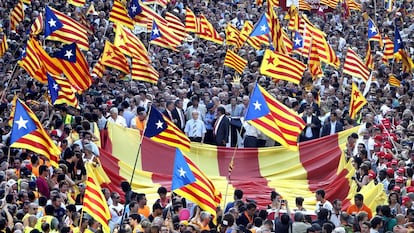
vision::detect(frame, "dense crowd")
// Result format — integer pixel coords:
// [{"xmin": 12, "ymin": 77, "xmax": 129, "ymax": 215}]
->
[{"xmin": 0, "ymin": 0, "xmax": 413, "ymax": 232}]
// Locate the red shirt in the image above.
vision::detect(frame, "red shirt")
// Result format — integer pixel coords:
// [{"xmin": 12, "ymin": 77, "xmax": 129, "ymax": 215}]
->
[{"xmin": 36, "ymin": 176, "xmax": 50, "ymax": 199}]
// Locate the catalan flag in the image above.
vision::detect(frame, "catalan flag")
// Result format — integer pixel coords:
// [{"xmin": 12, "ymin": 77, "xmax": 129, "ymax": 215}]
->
[
  {"xmin": 198, "ymin": 14, "xmax": 223, "ymax": 45},
  {"xmin": 320, "ymin": 0, "xmax": 339, "ymax": 8},
  {"xmin": 144, "ymin": 107, "xmax": 190, "ymax": 152},
  {"xmin": 131, "ymin": 59, "xmax": 159, "ymax": 84},
  {"xmin": 172, "ymin": 148, "xmax": 221, "ymax": 223},
  {"xmin": 384, "ymin": 0, "xmax": 393, "ymax": 11},
  {"xmin": 365, "ymin": 43, "xmax": 374, "ymax": 70},
  {"xmin": 293, "ymin": 31, "xmax": 304, "ymax": 50},
  {"xmin": 29, "ymin": 37, "xmax": 62, "ymax": 77},
  {"xmin": 225, "ymin": 24, "xmax": 242, "ymax": 48},
  {"xmin": 0, "ymin": 34, "xmax": 8, "ymax": 58},
  {"xmin": 51, "ymin": 43, "xmax": 92, "ymax": 92},
  {"xmin": 347, "ymin": 0, "xmax": 361, "ymax": 11},
  {"xmin": 267, "ymin": 6, "xmax": 288, "ymax": 54},
  {"xmin": 343, "ymin": 48, "xmax": 370, "ymax": 82},
  {"xmin": 92, "ymin": 58, "xmax": 106, "ymax": 78},
  {"xmin": 114, "ymin": 24, "xmax": 150, "ymax": 63},
  {"xmin": 87, "ymin": 2, "xmax": 97, "ymax": 16},
  {"xmin": 185, "ymin": 7, "xmax": 198, "ymax": 33},
  {"xmin": 44, "ymin": 6, "xmax": 89, "ymax": 51},
  {"xmin": 150, "ymin": 20, "xmax": 181, "ymax": 51},
  {"xmin": 18, "ymin": 38, "xmax": 47, "ymax": 83},
  {"xmin": 367, "ymin": 18, "xmax": 382, "ymax": 46},
  {"xmin": 10, "ymin": 0, "xmax": 24, "ymax": 31},
  {"xmin": 400, "ymin": 50, "xmax": 414, "ymax": 73},
  {"xmin": 22, "ymin": 0, "xmax": 31, "ymax": 4},
  {"xmin": 299, "ymin": 0, "xmax": 312, "ymax": 11},
  {"xmin": 67, "ymin": 0, "xmax": 86, "ymax": 7},
  {"xmin": 250, "ymin": 13, "xmax": 269, "ymax": 37},
  {"xmin": 285, "ymin": 5, "xmax": 299, "ymax": 31},
  {"xmin": 10, "ymin": 98, "xmax": 60, "ymax": 167},
  {"xmin": 29, "ymin": 14, "xmax": 43, "ymax": 36},
  {"xmin": 165, "ymin": 12, "xmax": 187, "ymax": 42},
  {"xmin": 47, "ymin": 73, "xmax": 79, "ymax": 109},
  {"xmin": 260, "ymin": 49, "xmax": 306, "ymax": 85},
  {"xmin": 109, "ymin": 0, "xmax": 135, "ymax": 29},
  {"xmin": 245, "ymin": 83, "xmax": 306, "ymax": 151},
  {"xmin": 308, "ymin": 39, "xmax": 324, "ymax": 79},
  {"xmin": 101, "ymin": 41, "xmax": 130, "ymax": 74},
  {"xmin": 132, "ymin": 2, "xmax": 167, "ymax": 29},
  {"xmin": 349, "ymin": 83, "xmax": 367, "ymax": 119},
  {"xmin": 388, "ymin": 74, "xmax": 400, "ymax": 87},
  {"xmin": 297, "ymin": 16, "xmax": 340, "ymax": 68},
  {"xmin": 382, "ymin": 35, "xmax": 394, "ymax": 65},
  {"xmin": 394, "ymin": 26, "xmax": 404, "ymax": 56},
  {"xmin": 240, "ymin": 21, "xmax": 269, "ymax": 50},
  {"xmin": 224, "ymin": 50, "xmax": 247, "ymax": 74},
  {"xmin": 84, "ymin": 162, "xmax": 111, "ymax": 233}
]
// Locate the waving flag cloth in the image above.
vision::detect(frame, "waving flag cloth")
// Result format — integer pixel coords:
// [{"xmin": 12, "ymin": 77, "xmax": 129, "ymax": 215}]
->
[
  {"xmin": 18, "ymin": 38, "xmax": 47, "ymax": 83},
  {"xmin": 92, "ymin": 57, "xmax": 106, "ymax": 78},
  {"xmin": 388, "ymin": 74, "xmax": 400, "ymax": 87},
  {"xmin": 172, "ymin": 149, "xmax": 221, "ymax": 223},
  {"xmin": 101, "ymin": 41, "xmax": 130, "ymax": 74},
  {"xmin": 245, "ymin": 83, "xmax": 306, "ymax": 151},
  {"xmin": 240, "ymin": 21, "xmax": 269, "ymax": 50},
  {"xmin": 150, "ymin": 20, "xmax": 181, "ymax": 51},
  {"xmin": 367, "ymin": 18, "xmax": 382, "ymax": 46},
  {"xmin": 225, "ymin": 24, "xmax": 242, "ymax": 48},
  {"xmin": 260, "ymin": 49, "xmax": 306, "ymax": 85},
  {"xmin": 50, "ymin": 43, "xmax": 92, "ymax": 92},
  {"xmin": 114, "ymin": 24, "xmax": 150, "ymax": 63},
  {"xmin": 44, "ymin": 6, "xmax": 89, "ymax": 51},
  {"xmin": 198, "ymin": 14, "xmax": 223, "ymax": 45},
  {"xmin": 224, "ymin": 50, "xmax": 247, "ymax": 74},
  {"xmin": 131, "ymin": 0, "xmax": 167, "ymax": 29},
  {"xmin": 99, "ymin": 123, "xmax": 359, "ymax": 211},
  {"xmin": 365, "ymin": 43, "xmax": 374, "ymax": 70},
  {"xmin": 308, "ymin": 39, "xmax": 324, "ymax": 79},
  {"xmin": 349, "ymin": 83, "xmax": 367, "ymax": 119},
  {"xmin": 10, "ymin": 99, "xmax": 60, "ymax": 167},
  {"xmin": 165, "ymin": 12, "xmax": 187, "ymax": 42},
  {"xmin": 10, "ymin": 0, "xmax": 24, "ymax": 31},
  {"xmin": 109, "ymin": 0, "xmax": 135, "ymax": 29},
  {"xmin": 343, "ymin": 48, "xmax": 370, "ymax": 82},
  {"xmin": 185, "ymin": 7, "xmax": 198, "ymax": 33},
  {"xmin": 84, "ymin": 162, "xmax": 111, "ymax": 233},
  {"xmin": 144, "ymin": 107, "xmax": 190, "ymax": 152},
  {"xmin": 382, "ymin": 35, "xmax": 394, "ymax": 65},
  {"xmin": 0, "ymin": 34, "xmax": 8, "ymax": 58},
  {"xmin": 30, "ymin": 14, "xmax": 44, "ymax": 36},
  {"xmin": 292, "ymin": 31, "xmax": 304, "ymax": 50},
  {"xmin": 131, "ymin": 59, "xmax": 159, "ymax": 84},
  {"xmin": 67, "ymin": 0, "xmax": 86, "ymax": 7},
  {"xmin": 47, "ymin": 73, "xmax": 79, "ymax": 108}
]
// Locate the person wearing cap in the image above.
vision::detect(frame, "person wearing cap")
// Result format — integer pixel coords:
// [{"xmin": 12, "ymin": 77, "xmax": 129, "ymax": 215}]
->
[
  {"xmin": 401, "ymin": 196, "xmax": 414, "ymax": 215},
  {"xmin": 346, "ymin": 194, "xmax": 373, "ymax": 220}
]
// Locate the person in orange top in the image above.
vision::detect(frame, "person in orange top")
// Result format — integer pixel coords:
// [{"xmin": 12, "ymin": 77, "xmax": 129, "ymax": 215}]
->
[
  {"xmin": 346, "ymin": 193, "xmax": 373, "ymax": 220},
  {"xmin": 137, "ymin": 193, "xmax": 150, "ymax": 218}
]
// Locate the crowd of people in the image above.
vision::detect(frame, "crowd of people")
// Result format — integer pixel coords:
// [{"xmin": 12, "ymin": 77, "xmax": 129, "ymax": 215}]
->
[{"xmin": 0, "ymin": 0, "xmax": 413, "ymax": 232}]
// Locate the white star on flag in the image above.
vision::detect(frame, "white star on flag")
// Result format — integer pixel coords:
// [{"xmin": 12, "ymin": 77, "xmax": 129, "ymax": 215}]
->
[
  {"xmin": 48, "ymin": 18, "xmax": 57, "ymax": 27},
  {"xmin": 178, "ymin": 167, "xmax": 186, "ymax": 177},
  {"xmin": 16, "ymin": 116, "xmax": 28, "ymax": 130},
  {"xmin": 152, "ymin": 27, "xmax": 160, "ymax": 36},
  {"xmin": 64, "ymin": 49, "xmax": 73, "ymax": 60},
  {"xmin": 53, "ymin": 83, "xmax": 59, "ymax": 91},
  {"xmin": 369, "ymin": 26, "xmax": 377, "ymax": 34},
  {"xmin": 260, "ymin": 24, "xmax": 267, "ymax": 32},
  {"xmin": 294, "ymin": 37, "xmax": 302, "ymax": 46},
  {"xmin": 253, "ymin": 100, "xmax": 262, "ymax": 110},
  {"xmin": 155, "ymin": 120, "xmax": 163, "ymax": 129},
  {"xmin": 131, "ymin": 5, "xmax": 137, "ymax": 12}
]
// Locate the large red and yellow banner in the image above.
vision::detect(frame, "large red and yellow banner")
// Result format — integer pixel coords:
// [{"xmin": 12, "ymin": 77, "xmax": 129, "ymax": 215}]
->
[{"xmin": 99, "ymin": 123, "xmax": 381, "ymax": 211}]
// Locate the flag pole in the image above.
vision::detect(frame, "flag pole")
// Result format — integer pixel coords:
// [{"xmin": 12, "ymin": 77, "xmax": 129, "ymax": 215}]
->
[
  {"xmin": 0, "ymin": 63, "xmax": 20, "ymax": 101},
  {"xmin": 119, "ymin": 104, "xmax": 152, "ymax": 226},
  {"xmin": 222, "ymin": 144, "xmax": 238, "ymax": 211}
]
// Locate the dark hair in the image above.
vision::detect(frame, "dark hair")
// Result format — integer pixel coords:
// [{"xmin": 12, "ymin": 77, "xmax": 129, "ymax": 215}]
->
[
  {"xmin": 381, "ymin": 205, "xmax": 392, "ymax": 217},
  {"xmin": 39, "ymin": 165, "xmax": 48, "ymax": 174},
  {"xmin": 280, "ymin": 213, "xmax": 290, "ymax": 225},
  {"xmin": 354, "ymin": 194, "xmax": 364, "ymax": 202},
  {"xmin": 296, "ymin": 197, "xmax": 304, "ymax": 206},
  {"xmin": 316, "ymin": 189, "xmax": 325, "ymax": 198},
  {"xmin": 370, "ymin": 216, "xmax": 383, "ymax": 229},
  {"xmin": 234, "ymin": 189, "xmax": 243, "ymax": 199},
  {"xmin": 157, "ymin": 186, "xmax": 167, "ymax": 195},
  {"xmin": 121, "ymin": 181, "xmax": 131, "ymax": 192},
  {"xmin": 152, "ymin": 202, "xmax": 162, "ymax": 212},
  {"xmin": 45, "ymin": 205, "xmax": 55, "ymax": 215},
  {"xmin": 217, "ymin": 106, "xmax": 226, "ymax": 115},
  {"xmin": 271, "ymin": 191, "xmax": 280, "ymax": 201},
  {"xmin": 130, "ymin": 214, "xmax": 141, "ymax": 223}
]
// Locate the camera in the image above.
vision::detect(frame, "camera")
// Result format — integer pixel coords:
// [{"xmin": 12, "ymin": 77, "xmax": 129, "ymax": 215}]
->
[{"xmin": 280, "ymin": 200, "xmax": 286, "ymax": 204}]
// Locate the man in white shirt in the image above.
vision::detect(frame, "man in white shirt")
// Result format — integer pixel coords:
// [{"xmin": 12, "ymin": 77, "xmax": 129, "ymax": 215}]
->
[
  {"xmin": 315, "ymin": 189, "xmax": 333, "ymax": 213},
  {"xmin": 184, "ymin": 111, "xmax": 206, "ymax": 143},
  {"xmin": 107, "ymin": 107, "xmax": 127, "ymax": 127},
  {"xmin": 109, "ymin": 192, "xmax": 124, "ymax": 232}
]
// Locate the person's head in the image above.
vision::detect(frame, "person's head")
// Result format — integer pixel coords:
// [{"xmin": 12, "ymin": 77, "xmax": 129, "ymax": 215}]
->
[
  {"xmin": 200, "ymin": 211, "xmax": 211, "ymax": 224},
  {"xmin": 294, "ymin": 212, "xmax": 305, "ymax": 222},
  {"xmin": 322, "ymin": 223, "xmax": 334, "ymax": 233},
  {"xmin": 222, "ymin": 213, "xmax": 235, "ymax": 229},
  {"xmin": 157, "ymin": 186, "xmax": 168, "ymax": 199},
  {"xmin": 295, "ymin": 197, "xmax": 304, "ymax": 207},
  {"xmin": 246, "ymin": 203, "xmax": 257, "ymax": 216},
  {"xmin": 333, "ymin": 199, "xmax": 342, "ymax": 211},
  {"xmin": 137, "ymin": 193, "xmax": 147, "ymax": 206},
  {"xmin": 39, "ymin": 165, "xmax": 49, "ymax": 177},
  {"xmin": 315, "ymin": 189, "xmax": 326, "ymax": 201},
  {"xmin": 354, "ymin": 194, "xmax": 364, "ymax": 207},
  {"xmin": 44, "ymin": 205, "xmax": 55, "ymax": 216},
  {"xmin": 152, "ymin": 203, "xmax": 163, "ymax": 216},
  {"xmin": 234, "ymin": 189, "xmax": 243, "ymax": 200},
  {"xmin": 360, "ymin": 221, "xmax": 370, "ymax": 233},
  {"xmin": 270, "ymin": 191, "xmax": 281, "ymax": 202},
  {"xmin": 217, "ymin": 106, "xmax": 226, "ymax": 116},
  {"xmin": 191, "ymin": 111, "xmax": 199, "ymax": 120},
  {"xmin": 129, "ymin": 214, "xmax": 141, "ymax": 227},
  {"xmin": 317, "ymin": 208, "xmax": 329, "ymax": 221},
  {"xmin": 370, "ymin": 216, "xmax": 383, "ymax": 229}
]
